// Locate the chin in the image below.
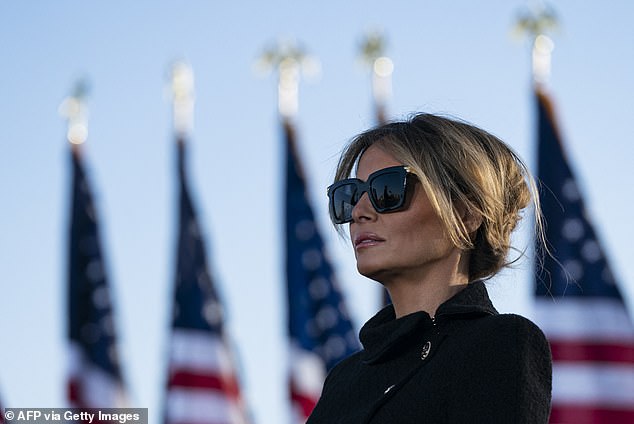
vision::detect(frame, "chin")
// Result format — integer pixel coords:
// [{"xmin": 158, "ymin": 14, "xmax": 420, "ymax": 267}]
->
[{"xmin": 356, "ymin": 261, "xmax": 390, "ymax": 283}]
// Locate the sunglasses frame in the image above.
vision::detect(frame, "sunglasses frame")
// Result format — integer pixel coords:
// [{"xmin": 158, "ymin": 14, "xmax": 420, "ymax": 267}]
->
[{"xmin": 327, "ymin": 165, "xmax": 413, "ymax": 224}]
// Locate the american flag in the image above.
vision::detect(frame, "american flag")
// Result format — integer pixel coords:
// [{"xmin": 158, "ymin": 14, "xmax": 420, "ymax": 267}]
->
[
  {"xmin": 534, "ymin": 89, "xmax": 634, "ymax": 423},
  {"xmin": 284, "ymin": 120, "xmax": 360, "ymax": 422},
  {"xmin": 164, "ymin": 139, "xmax": 250, "ymax": 424},
  {"xmin": 67, "ymin": 146, "xmax": 127, "ymax": 408}
]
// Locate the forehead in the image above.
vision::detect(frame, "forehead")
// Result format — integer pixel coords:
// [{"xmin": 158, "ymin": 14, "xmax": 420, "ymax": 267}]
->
[{"xmin": 356, "ymin": 144, "xmax": 402, "ymax": 180}]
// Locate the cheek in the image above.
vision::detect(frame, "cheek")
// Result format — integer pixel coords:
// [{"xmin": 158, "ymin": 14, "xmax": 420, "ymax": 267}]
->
[{"xmin": 400, "ymin": 210, "xmax": 452, "ymax": 249}]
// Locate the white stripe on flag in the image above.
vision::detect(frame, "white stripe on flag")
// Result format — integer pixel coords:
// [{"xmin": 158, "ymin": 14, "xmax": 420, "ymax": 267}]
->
[
  {"xmin": 290, "ymin": 344, "xmax": 326, "ymax": 398},
  {"xmin": 170, "ymin": 328, "xmax": 233, "ymax": 373},
  {"xmin": 553, "ymin": 362, "xmax": 634, "ymax": 407},
  {"xmin": 535, "ymin": 298, "xmax": 634, "ymax": 341},
  {"xmin": 166, "ymin": 388, "xmax": 248, "ymax": 424},
  {"xmin": 68, "ymin": 342, "xmax": 127, "ymax": 407}
]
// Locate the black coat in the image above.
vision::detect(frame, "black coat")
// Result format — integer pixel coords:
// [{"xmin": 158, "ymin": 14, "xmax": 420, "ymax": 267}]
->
[{"xmin": 307, "ymin": 281, "xmax": 552, "ymax": 424}]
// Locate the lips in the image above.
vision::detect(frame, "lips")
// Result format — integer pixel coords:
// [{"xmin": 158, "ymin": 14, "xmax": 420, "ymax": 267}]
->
[{"xmin": 353, "ymin": 232, "xmax": 385, "ymax": 249}]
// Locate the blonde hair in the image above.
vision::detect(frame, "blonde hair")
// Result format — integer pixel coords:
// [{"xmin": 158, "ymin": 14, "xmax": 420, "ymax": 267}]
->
[{"xmin": 333, "ymin": 113, "xmax": 544, "ymax": 281}]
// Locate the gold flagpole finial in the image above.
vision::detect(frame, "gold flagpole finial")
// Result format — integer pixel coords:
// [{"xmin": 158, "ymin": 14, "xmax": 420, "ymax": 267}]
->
[
  {"xmin": 513, "ymin": 2, "xmax": 558, "ymax": 85},
  {"xmin": 59, "ymin": 79, "xmax": 90, "ymax": 145},
  {"xmin": 170, "ymin": 61, "xmax": 195, "ymax": 137},
  {"xmin": 255, "ymin": 39, "xmax": 320, "ymax": 119},
  {"xmin": 359, "ymin": 30, "xmax": 393, "ymax": 122}
]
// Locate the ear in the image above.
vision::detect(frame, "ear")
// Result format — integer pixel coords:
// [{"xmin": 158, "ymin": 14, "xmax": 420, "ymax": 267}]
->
[
  {"xmin": 462, "ymin": 209, "xmax": 483, "ymax": 234},
  {"xmin": 456, "ymin": 201, "xmax": 482, "ymax": 235}
]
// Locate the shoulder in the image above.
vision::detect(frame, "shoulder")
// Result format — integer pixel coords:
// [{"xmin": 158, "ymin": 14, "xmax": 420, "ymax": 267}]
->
[
  {"xmin": 442, "ymin": 314, "xmax": 553, "ymax": 423},
  {"xmin": 312, "ymin": 351, "xmax": 365, "ymax": 415},
  {"xmin": 477, "ymin": 313, "xmax": 548, "ymax": 339},
  {"xmin": 444, "ymin": 313, "xmax": 551, "ymax": 372},
  {"xmin": 465, "ymin": 313, "xmax": 550, "ymax": 356},
  {"xmin": 480, "ymin": 313, "xmax": 550, "ymax": 353},
  {"xmin": 320, "ymin": 350, "xmax": 364, "ymax": 391},
  {"xmin": 448, "ymin": 312, "xmax": 547, "ymax": 340}
]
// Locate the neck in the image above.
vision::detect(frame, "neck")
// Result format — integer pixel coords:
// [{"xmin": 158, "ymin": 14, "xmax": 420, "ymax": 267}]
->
[
  {"xmin": 385, "ymin": 249, "xmax": 471, "ymax": 318},
  {"xmin": 387, "ymin": 278, "xmax": 468, "ymax": 318}
]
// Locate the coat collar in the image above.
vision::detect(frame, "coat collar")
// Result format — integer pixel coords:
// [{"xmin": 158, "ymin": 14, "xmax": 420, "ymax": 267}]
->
[{"xmin": 359, "ymin": 281, "xmax": 498, "ymax": 364}]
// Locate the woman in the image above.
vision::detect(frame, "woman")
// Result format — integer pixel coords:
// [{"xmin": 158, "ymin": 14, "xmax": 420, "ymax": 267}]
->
[{"xmin": 307, "ymin": 113, "xmax": 552, "ymax": 423}]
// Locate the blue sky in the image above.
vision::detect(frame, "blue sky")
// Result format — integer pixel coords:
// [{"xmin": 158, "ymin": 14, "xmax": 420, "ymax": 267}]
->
[{"xmin": 1, "ymin": 1, "xmax": 633, "ymax": 423}]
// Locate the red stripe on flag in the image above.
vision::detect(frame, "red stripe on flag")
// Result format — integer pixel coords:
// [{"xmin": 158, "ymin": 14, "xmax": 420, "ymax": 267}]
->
[
  {"xmin": 68, "ymin": 378, "xmax": 88, "ymax": 408},
  {"xmin": 68, "ymin": 378, "xmax": 79, "ymax": 403},
  {"xmin": 169, "ymin": 370, "xmax": 240, "ymax": 399},
  {"xmin": 550, "ymin": 340, "xmax": 634, "ymax": 364},
  {"xmin": 550, "ymin": 404, "xmax": 634, "ymax": 424},
  {"xmin": 290, "ymin": 381, "xmax": 318, "ymax": 419}
]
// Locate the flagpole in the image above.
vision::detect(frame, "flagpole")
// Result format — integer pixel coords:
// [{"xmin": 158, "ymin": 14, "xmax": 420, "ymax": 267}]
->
[
  {"xmin": 256, "ymin": 39, "xmax": 317, "ymax": 179},
  {"xmin": 259, "ymin": 40, "xmax": 360, "ymax": 423},
  {"xmin": 170, "ymin": 61, "xmax": 194, "ymax": 142},
  {"xmin": 359, "ymin": 31, "xmax": 393, "ymax": 124},
  {"xmin": 524, "ymin": 6, "xmax": 634, "ymax": 418},
  {"xmin": 63, "ymin": 77, "xmax": 129, "ymax": 409},
  {"xmin": 165, "ymin": 59, "xmax": 252, "ymax": 424},
  {"xmin": 256, "ymin": 39, "xmax": 315, "ymax": 123},
  {"xmin": 59, "ymin": 80, "xmax": 90, "ymax": 151},
  {"xmin": 514, "ymin": 3, "xmax": 558, "ymax": 89}
]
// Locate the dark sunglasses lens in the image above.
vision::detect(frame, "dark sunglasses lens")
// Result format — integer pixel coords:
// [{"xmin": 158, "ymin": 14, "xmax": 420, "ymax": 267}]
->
[
  {"xmin": 370, "ymin": 171, "xmax": 406, "ymax": 211},
  {"xmin": 332, "ymin": 183, "xmax": 358, "ymax": 223}
]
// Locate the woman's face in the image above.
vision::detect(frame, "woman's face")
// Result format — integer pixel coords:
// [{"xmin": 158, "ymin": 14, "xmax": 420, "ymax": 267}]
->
[{"xmin": 349, "ymin": 144, "xmax": 457, "ymax": 284}]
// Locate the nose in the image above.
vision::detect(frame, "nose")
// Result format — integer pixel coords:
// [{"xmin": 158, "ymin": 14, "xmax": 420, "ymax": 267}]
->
[{"xmin": 351, "ymin": 191, "xmax": 377, "ymax": 223}]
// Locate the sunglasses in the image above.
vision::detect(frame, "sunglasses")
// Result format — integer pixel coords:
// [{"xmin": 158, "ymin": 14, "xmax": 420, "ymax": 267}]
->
[{"xmin": 327, "ymin": 165, "xmax": 414, "ymax": 224}]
